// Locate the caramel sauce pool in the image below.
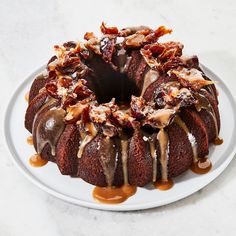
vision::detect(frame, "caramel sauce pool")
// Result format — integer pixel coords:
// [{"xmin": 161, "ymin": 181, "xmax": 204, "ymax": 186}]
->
[
  {"xmin": 29, "ymin": 154, "xmax": 48, "ymax": 167},
  {"xmin": 93, "ymin": 185, "xmax": 137, "ymax": 204},
  {"xmin": 26, "ymin": 136, "xmax": 33, "ymax": 145},
  {"xmin": 191, "ymin": 157, "xmax": 212, "ymax": 174},
  {"xmin": 213, "ymin": 137, "xmax": 223, "ymax": 145},
  {"xmin": 154, "ymin": 179, "xmax": 174, "ymax": 191}
]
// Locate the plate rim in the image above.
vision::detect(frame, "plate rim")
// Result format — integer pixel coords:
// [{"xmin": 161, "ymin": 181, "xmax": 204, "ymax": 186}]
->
[{"xmin": 3, "ymin": 64, "xmax": 236, "ymax": 211}]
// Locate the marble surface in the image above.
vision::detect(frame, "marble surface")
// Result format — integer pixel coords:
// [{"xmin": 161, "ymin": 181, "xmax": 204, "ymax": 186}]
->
[{"xmin": 0, "ymin": 0, "xmax": 236, "ymax": 235}]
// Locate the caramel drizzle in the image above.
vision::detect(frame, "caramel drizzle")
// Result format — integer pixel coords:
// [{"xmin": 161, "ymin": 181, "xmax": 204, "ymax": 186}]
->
[
  {"xmin": 206, "ymin": 85, "xmax": 217, "ymax": 101},
  {"xmin": 99, "ymin": 136, "xmax": 117, "ymax": 187},
  {"xmin": 26, "ymin": 135, "xmax": 33, "ymax": 145},
  {"xmin": 148, "ymin": 137, "xmax": 158, "ymax": 182},
  {"xmin": 116, "ymin": 48, "xmax": 131, "ymax": 73},
  {"xmin": 32, "ymin": 97, "xmax": 57, "ymax": 131},
  {"xmin": 36, "ymin": 108, "xmax": 66, "ymax": 156},
  {"xmin": 140, "ymin": 69, "xmax": 159, "ymax": 97},
  {"xmin": 77, "ymin": 122, "xmax": 97, "ymax": 158},
  {"xmin": 195, "ymin": 89, "xmax": 219, "ymax": 138},
  {"xmin": 121, "ymin": 139, "xmax": 129, "ymax": 185},
  {"xmin": 157, "ymin": 128, "xmax": 169, "ymax": 181},
  {"xmin": 174, "ymin": 116, "xmax": 212, "ymax": 174},
  {"xmin": 174, "ymin": 116, "xmax": 198, "ymax": 163}
]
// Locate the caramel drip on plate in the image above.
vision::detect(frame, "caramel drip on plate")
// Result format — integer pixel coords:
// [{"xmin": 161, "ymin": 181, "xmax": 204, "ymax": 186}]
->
[
  {"xmin": 154, "ymin": 179, "xmax": 174, "ymax": 191},
  {"xmin": 121, "ymin": 139, "xmax": 129, "ymax": 185},
  {"xmin": 195, "ymin": 90, "xmax": 219, "ymax": 141},
  {"xmin": 213, "ymin": 136, "xmax": 223, "ymax": 145},
  {"xmin": 25, "ymin": 91, "xmax": 29, "ymax": 102},
  {"xmin": 174, "ymin": 116, "xmax": 198, "ymax": 162},
  {"xmin": 93, "ymin": 185, "xmax": 137, "ymax": 204},
  {"xmin": 36, "ymin": 108, "xmax": 66, "ymax": 156},
  {"xmin": 157, "ymin": 128, "xmax": 169, "ymax": 181},
  {"xmin": 29, "ymin": 154, "xmax": 48, "ymax": 167},
  {"xmin": 26, "ymin": 136, "xmax": 33, "ymax": 145},
  {"xmin": 77, "ymin": 122, "xmax": 97, "ymax": 158},
  {"xmin": 190, "ymin": 157, "xmax": 212, "ymax": 174},
  {"xmin": 140, "ymin": 69, "xmax": 159, "ymax": 96}
]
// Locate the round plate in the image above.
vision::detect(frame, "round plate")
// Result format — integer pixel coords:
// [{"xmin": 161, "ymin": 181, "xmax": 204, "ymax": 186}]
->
[{"xmin": 4, "ymin": 65, "xmax": 236, "ymax": 211}]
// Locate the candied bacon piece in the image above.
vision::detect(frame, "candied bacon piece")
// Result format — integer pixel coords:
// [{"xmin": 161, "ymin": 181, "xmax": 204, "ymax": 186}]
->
[
  {"xmin": 54, "ymin": 45, "xmax": 66, "ymax": 61},
  {"xmin": 63, "ymin": 41, "xmax": 77, "ymax": 50},
  {"xmin": 55, "ymin": 57, "xmax": 81, "ymax": 74},
  {"xmin": 100, "ymin": 22, "xmax": 119, "ymax": 35},
  {"xmin": 112, "ymin": 110, "xmax": 134, "ymax": 128},
  {"xmin": 73, "ymin": 79, "xmax": 93, "ymax": 100},
  {"xmin": 64, "ymin": 102, "xmax": 88, "ymax": 124},
  {"xmin": 154, "ymin": 26, "xmax": 172, "ymax": 38},
  {"xmin": 84, "ymin": 32, "xmax": 96, "ymax": 41},
  {"xmin": 125, "ymin": 33, "xmax": 146, "ymax": 48},
  {"xmin": 145, "ymin": 26, "xmax": 172, "ymax": 43},
  {"xmin": 130, "ymin": 95, "xmax": 146, "ymax": 119},
  {"xmin": 159, "ymin": 42, "xmax": 183, "ymax": 61},
  {"xmin": 140, "ymin": 41, "xmax": 183, "ymax": 69},
  {"xmin": 120, "ymin": 26, "xmax": 152, "ymax": 37},
  {"xmin": 47, "ymin": 55, "xmax": 57, "ymax": 65},
  {"xmin": 48, "ymin": 70, "xmax": 57, "ymax": 79},
  {"xmin": 45, "ymin": 82, "xmax": 58, "ymax": 98},
  {"xmin": 143, "ymin": 108, "xmax": 176, "ymax": 129},
  {"xmin": 145, "ymin": 43, "xmax": 165, "ymax": 56},
  {"xmin": 175, "ymin": 88, "xmax": 197, "ymax": 107},
  {"xmin": 58, "ymin": 76, "xmax": 73, "ymax": 88},
  {"xmin": 140, "ymin": 48, "xmax": 161, "ymax": 69},
  {"xmin": 81, "ymin": 105, "xmax": 91, "ymax": 124},
  {"xmin": 154, "ymin": 81, "xmax": 197, "ymax": 108},
  {"xmin": 170, "ymin": 68, "xmax": 214, "ymax": 90},
  {"xmin": 178, "ymin": 78, "xmax": 214, "ymax": 91},
  {"xmin": 162, "ymin": 57, "xmax": 185, "ymax": 72},
  {"xmin": 62, "ymin": 94, "xmax": 77, "ymax": 109}
]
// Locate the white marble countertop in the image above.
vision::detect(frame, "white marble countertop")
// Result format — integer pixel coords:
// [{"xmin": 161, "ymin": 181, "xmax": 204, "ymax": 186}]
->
[{"xmin": 0, "ymin": 0, "xmax": 236, "ymax": 235}]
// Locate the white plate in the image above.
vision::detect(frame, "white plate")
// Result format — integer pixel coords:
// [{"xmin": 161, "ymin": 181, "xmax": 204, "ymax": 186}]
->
[{"xmin": 4, "ymin": 65, "xmax": 236, "ymax": 211}]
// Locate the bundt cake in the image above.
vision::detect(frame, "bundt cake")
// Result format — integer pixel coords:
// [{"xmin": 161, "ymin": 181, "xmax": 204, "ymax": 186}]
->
[{"xmin": 25, "ymin": 23, "xmax": 222, "ymax": 204}]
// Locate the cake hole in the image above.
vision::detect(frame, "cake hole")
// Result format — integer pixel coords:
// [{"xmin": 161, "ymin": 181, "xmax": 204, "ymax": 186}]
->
[{"xmin": 85, "ymin": 55, "xmax": 139, "ymax": 104}]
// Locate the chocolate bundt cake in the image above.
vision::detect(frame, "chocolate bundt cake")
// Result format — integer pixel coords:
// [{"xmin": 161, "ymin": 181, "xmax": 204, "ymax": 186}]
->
[{"xmin": 25, "ymin": 23, "xmax": 222, "ymax": 203}]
